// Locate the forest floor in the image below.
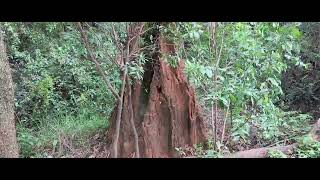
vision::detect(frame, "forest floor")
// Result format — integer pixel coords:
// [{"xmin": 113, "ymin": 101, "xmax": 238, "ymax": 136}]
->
[
  {"xmin": 26, "ymin": 116, "xmax": 290, "ymax": 158},
  {"xmin": 35, "ymin": 130, "xmax": 110, "ymax": 158},
  {"xmin": 19, "ymin": 105, "xmax": 317, "ymax": 158},
  {"xmin": 46, "ymin": 110, "xmax": 267, "ymax": 158},
  {"xmin": 32, "ymin": 118, "xmax": 317, "ymax": 158}
]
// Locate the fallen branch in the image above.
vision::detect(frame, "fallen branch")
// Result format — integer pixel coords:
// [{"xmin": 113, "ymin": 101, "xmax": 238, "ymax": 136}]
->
[
  {"xmin": 224, "ymin": 143, "xmax": 297, "ymax": 158},
  {"xmin": 179, "ymin": 120, "xmax": 319, "ymax": 158},
  {"xmin": 224, "ymin": 119, "xmax": 320, "ymax": 158}
]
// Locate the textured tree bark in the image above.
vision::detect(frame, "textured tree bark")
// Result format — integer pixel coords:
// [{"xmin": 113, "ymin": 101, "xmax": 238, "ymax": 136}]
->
[
  {"xmin": 107, "ymin": 28, "xmax": 209, "ymax": 158},
  {"xmin": 0, "ymin": 30, "xmax": 19, "ymax": 158}
]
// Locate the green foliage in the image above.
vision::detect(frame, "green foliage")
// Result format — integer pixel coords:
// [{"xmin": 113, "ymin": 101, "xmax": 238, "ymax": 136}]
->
[
  {"xmin": 17, "ymin": 108, "xmax": 108, "ymax": 158},
  {"xmin": 2, "ymin": 22, "xmax": 120, "ymax": 123},
  {"xmin": 162, "ymin": 53, "xmax": 180, "ymax": 68},
  {"xmin": 267, "ymin": 149, "xmax": 288, "ymax": 158},
  {"xmin": 253, "ymin": 110, "xmax": 312, "ymax": 141},
  {"xmin": 2, "ymin": 22, "xmax": 124, "ymax": 157},
  {"xmin": 128, "ymin": 52, "xmax": 147, "ymax": 80},
  {"xmin": 295, "ymin": 135, "xmax": 320, "ymax": 158},
  {"xmin": 3, "ymin": 22, "xmax": 317, "ymax": 158},
  {"xmin": 268, "ymin": 150, "xmax": 288, "ymax": 158},
  {"xmin": 17, "ymin": 127, "xmax": 40, "ymax": 157},
  {"xmin": 175, "ymin": 138, "xmax": 224, "ymax": 158},
  {"xmin": 163, "ymin": 22, "xmax": 310, "ymax": 143},
  {"xmin": 281, "ymin": 22, "xmax": 320, "ymax": 117},
  {"xmin": 193, "ymin": 143, "xmax": 223, "ymax": 158}
]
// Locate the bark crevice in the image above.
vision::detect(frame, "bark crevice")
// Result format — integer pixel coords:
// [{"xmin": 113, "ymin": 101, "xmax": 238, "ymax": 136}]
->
[{"xmin": 107, "ymin": 29, "xmax": 209, "ymax": 158}]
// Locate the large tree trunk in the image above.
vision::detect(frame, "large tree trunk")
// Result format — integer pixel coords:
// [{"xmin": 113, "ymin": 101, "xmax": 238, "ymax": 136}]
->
[
  {"xmin": 0, "ymin": 30, "xmax": 19, "ymax": 158},
  {"xmin": 107, "ymin": 28, "xmax": 209, "ymax": 158}
]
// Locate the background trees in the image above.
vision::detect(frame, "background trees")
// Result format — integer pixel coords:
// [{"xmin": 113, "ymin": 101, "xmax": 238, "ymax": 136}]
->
[{"xmin": 1, "ymin": 22, "xmax": 320, "ymax": 158}]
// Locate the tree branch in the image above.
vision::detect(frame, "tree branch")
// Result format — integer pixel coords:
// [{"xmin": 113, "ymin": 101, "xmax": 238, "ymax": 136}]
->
[
  {"xmin": 76, "ymin": 22, "xmax": 120, "ymax": 100},
  {"xmin": 83, "ymin": 22, "xmax": 121, "ymax": 68}
]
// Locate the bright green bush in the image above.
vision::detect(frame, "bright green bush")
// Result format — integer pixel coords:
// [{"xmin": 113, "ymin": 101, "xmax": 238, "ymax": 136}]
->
[
  {"xmin": 2, "ymin": 22, "xmax": 121, "ymax": 124},
  {"xmin": 162, "ymin": 22, "xmax": 310, "ymax": 143}
]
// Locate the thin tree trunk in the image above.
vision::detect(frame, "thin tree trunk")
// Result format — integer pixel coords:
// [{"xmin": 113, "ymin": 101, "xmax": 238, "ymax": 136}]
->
[
  {"xmin": 221, "ymin": 104, "xmax": 229, "ymax": 143},
  {"xmin": 214, "ymin": 100, "xmax": 218, "ymax": 149},
  {"xmin": 112, "ymin": 68, "xmax": 127, "ymax": 158},
  {"xmin": 230, "ymin": 102, "xmax": 233, "ymax": 130},
  {"xmin": 127, "ymin": 76, "xmax": 140, "ymax": 158},
  {"xmin": 211, "ymin": 101, "xmax": 215, "ymax": 149},
  {"xmin": 0, "ymin": 30, "xmax": 19, "ymax": 158}
]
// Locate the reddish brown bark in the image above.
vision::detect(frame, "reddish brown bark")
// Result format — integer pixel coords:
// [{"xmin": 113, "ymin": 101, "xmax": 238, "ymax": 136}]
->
[{"xmin": 107, "ymin": 34, "xmax": 209, "ymax": 158}]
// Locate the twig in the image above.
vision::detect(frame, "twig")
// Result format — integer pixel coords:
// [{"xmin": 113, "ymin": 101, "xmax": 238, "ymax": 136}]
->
[
  {"xmin": 111, "ymin": 23, "xmax": 124, "ymax": 60},
  {"xmin": 216, "ymin": 28, "xmax": 226, "ymax": 67},
  {"xmin": 211, "ymin": 101, "xmax": 216, "ymax": 150},
  {"xmin": 127, "ymin": 23, "xmax": 145, "ymax": 45},
  {"xmin": 208, "ymin": 22, "xmax": 216, "ymax": 55},
  {"xmin": 221, "ymin": 103, "xmax": 230, "ymax": 143},
  {"xmin": 83, "ymin": 22, "xmax": 121, "ymax": 68},
  {"xmin": 208, "ymin": 22, "xmax": 217, "ymax": 150},
  {"xmin": 213, "ymin": 24, "xmax": 226, "ymax": 150},
  {"xmin": 230, "ymin": 102, "xmax": 233, "ymax": 128}
]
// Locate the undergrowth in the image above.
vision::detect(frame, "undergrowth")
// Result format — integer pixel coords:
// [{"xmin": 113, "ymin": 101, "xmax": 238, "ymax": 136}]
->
[
  {"xmin": 267, "ymin": 150, "xmax": 288, "ymax": 158},
  {"xmin": 17, "ymin": 108, "xmax": 108, "ymax": 158},
  {"xmin": 267, "ymin": 135, "xmax": 320, "ymax": 158},
  {"xmin": 294, "ymin": 135, "xmax": 320, "ymax": 158}
]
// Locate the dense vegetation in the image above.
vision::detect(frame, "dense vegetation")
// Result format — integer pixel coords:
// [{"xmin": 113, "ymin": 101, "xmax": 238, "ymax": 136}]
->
[{"xmin": 1, "ymin": 22, "xmax": 320, "ymax": 158}]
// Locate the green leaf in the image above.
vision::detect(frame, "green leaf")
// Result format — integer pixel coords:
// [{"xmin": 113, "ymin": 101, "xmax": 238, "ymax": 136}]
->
[
  {"xmin": 53, "ymin": 140, "xmax": 58, "ymax": 148},
  {"xmin": 219, "ymin": 97, "xmax": 229, "ymax": 106},
  {"xmin": 290, "ymin": 27, "xmax": 302, "ymax": 39},
  {"xmin": 267, "ymin": 77, "xmax": 279, "ymax": 87},
  {"xmin": 193, "ymin": 31, "xmax": 200, "ymax": 39},
  {"xmin": 205, "ymin": 68, "xmax": 213, "ymax": 78}
]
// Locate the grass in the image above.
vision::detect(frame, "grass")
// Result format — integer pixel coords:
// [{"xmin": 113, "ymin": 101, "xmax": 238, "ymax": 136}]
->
[{"xmin": 17, "ymin": 108, "xmax": 109, "ymax": 158}]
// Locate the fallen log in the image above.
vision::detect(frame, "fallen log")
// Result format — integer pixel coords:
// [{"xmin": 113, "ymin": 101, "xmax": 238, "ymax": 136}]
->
[
  {"xmin": 224, "ymin": 143, "xmax": 297, "ymax": 158},
  {"xmin": 181, "ymin": 120, "xmax": 320, "ymax": 158},
  {"xmin": 224, "ymin": 119, "xmax": 320, "ymax": 158}
]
